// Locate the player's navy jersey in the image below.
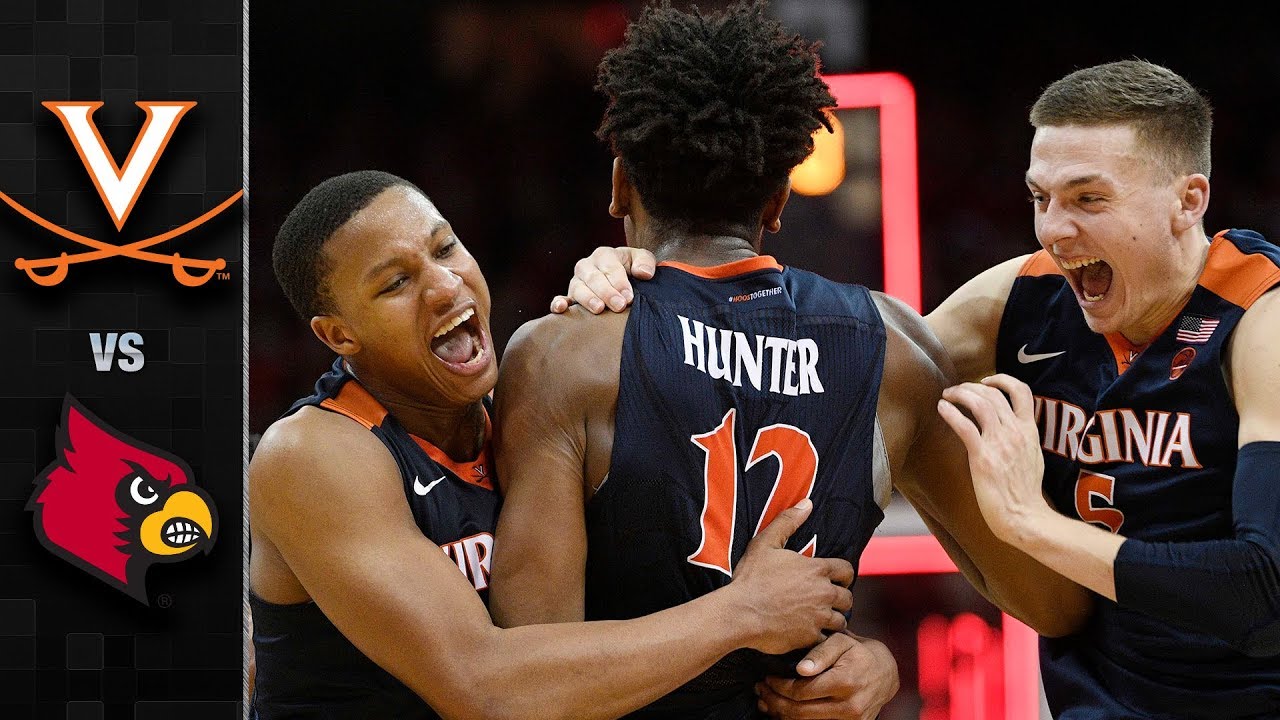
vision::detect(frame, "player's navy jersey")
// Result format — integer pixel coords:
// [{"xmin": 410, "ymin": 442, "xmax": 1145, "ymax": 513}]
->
[
  {"xmin": 996, "ymin": 229, "xmax": 1280, "ymax": 719},
  {"xmin": 587, "ymin": 256, "xmax": 888, "ymax": 719},
  {"xmin": 250, "ymin": 357, "xmax": 500, "ymax": 720}
]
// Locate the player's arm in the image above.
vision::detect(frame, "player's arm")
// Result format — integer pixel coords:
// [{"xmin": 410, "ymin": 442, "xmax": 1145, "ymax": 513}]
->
[
  {"xmin": 924, "ymin": 254, "xmax": 1028, "ymax": 383},
  {"xmin": 488, "ymin": 307, "xmax": 627, "ymax": 625},
  {"xmin": 252, "ymin": 409, "xmax": 853, "ymax": 720},
  {"xmin": 939, "ymin": 289, "xmax": 1280, "ymax": 655},
  {"xmin": 1109, "ymin": 286, "xmax": 1280, "ymax": 655},
  {"xmin": 877, "ymin": 293, "xmax": 1094, "ymax": 637}
]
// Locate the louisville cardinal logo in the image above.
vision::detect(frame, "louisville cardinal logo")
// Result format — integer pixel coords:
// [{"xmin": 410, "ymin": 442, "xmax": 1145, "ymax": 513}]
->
[{"xmin": 27, "ymin": 395, "xmax": 218, "ymax": 604}]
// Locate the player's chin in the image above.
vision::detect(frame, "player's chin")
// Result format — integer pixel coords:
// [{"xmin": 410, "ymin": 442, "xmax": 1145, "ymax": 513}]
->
[
  {"xmin": 419, "ymin": 351, "xmax": 497, "ymax": 407},
  {"xmin": 1074, "ymin": 288, "xmax": 1125, "ymax": 335},
  {"xmin": 444, "ymin": 363, "xmax": 497, "ymax": 404}
]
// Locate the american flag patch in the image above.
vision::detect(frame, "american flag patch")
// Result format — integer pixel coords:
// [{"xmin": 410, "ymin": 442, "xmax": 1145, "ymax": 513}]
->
[{"xmin": 1175, "ymin": 315, "xmax": 1220, "ymax": 344}]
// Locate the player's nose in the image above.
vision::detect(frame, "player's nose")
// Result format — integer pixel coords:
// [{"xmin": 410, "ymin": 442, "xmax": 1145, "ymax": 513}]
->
[{"xmin": 420, "ymin": 263, "xmax": 464, "ymax": 312}]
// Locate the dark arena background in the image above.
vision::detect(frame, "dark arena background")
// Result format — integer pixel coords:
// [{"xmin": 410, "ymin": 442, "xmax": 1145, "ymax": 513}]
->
[{"xmin": 249, "ymin": 2, "xmax": 1278, "ymax": 719}]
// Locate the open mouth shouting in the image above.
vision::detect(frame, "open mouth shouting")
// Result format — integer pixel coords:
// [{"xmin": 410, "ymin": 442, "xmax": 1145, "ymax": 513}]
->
[
  {"xmin": 430, "ymin": 306, "xmax": 491, "ymax": 375},
  {"xmin": 1058, "ymin": 253, "xmax": 1113, "ymax": 305}
]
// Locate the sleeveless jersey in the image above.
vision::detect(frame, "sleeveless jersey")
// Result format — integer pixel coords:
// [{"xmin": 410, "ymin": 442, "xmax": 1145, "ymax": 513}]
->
[
  {"xmin": 250, "ymin": 357, "xmax": 501, "ymax": 720},
  {"xmin": 586, "ymin": 256, "xmax": 888, "ymax": 719},
  {"xmin": 995, "ymin": 229, "xmax": 1280, "ymax": 719}
]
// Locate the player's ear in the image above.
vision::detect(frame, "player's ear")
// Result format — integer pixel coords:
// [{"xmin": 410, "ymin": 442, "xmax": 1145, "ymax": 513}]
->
[
  {"xmin": 609, "ymin": 156, "xmax": 632, "ymax": 219},
  {"xmin": 762, "ymin": 179, "xmax": 791, "ymax": 234},
  {"xmin": 310, "ymin": 315, "xmax": 360, "ymax": 357},
  {"xmin": 1171, "ymin": 173, "xmax": 1209, "ymax": 234}
]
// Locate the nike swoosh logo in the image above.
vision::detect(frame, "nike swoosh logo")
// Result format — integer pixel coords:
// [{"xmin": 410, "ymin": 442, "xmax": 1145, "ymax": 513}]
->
[
  {"xmin": 1017, "ymin": 344, "xmax": 1066, "ymax": 364},
  {"xmin": 413, "ymin": 475, "xmax": 446, "ymax": 496}
]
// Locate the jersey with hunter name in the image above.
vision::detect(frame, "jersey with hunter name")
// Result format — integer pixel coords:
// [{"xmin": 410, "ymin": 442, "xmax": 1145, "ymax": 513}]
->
[
  {"xmin": 250, "ymin": 357, "xmax": 499, "ymax": 720},
  {"xmin": 587, "ymin": 256, "xmax": 886, "ymax": 719},
  {"xmin": 996, "ymin": 229, "xmax": 1280, "ymax": 720}
]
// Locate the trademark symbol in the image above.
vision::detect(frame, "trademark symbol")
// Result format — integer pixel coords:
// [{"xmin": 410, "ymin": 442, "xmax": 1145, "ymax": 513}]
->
[{"xmin": 216, "ymin": 271, "xmax": 231, "ymax": 281}]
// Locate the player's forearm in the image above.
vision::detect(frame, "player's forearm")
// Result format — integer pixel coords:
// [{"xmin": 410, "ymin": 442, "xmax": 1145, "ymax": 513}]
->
[
  {"xmin": 930, "ymin": 512, "xmax": 1093, "ymax": 636},
  {"xmin": 458, "ymin": 591, "xmax": 747, "ymax": 720},
  {"xmin": 1114, "ymin": 536, "xmax": 1280, "ymax": 656},
  {"xmin": 1005, "ymin": 508, "xmax": 1122, "ymax": 602},
  {"xmin": 975, "ymin": 544, "xmax": 1094, "ymax": 637},
  {"xmin": 1113, "ymin": 442, "xmax": 1280, "ymax": 656}
]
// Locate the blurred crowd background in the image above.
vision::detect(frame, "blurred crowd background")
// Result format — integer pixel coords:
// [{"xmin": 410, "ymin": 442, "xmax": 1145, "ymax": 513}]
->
[{"xmin": 249, "ymin": 3, "xmax": 1278, "ymax": 716}]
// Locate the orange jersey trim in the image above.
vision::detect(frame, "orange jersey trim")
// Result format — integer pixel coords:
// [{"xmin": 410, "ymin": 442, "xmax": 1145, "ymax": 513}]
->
[
  {"xmin": 1016, "ymin": 250, "xmax": 1061, "ymax": 278},
  {"xmin": 319, "ymin": 381, "xmax": 388, "ymax": 430},
  {"xmin": 1199, "ymin": 230, "xmax": 1280, "ymax": 309},
  {"xmin": 658, "ymin": 255, "xmax": 783, "ymax": 279},
  {"xmin": 1102, "ymin": 331, "xmax": 1150, "ymax": 377},
  {"xmin": 321, "ymin": 378, "xmax": 494, "ymax": 490},
  {"xmin": 411, "ymin": 411, "xmax": 494, "ymax": 490}
]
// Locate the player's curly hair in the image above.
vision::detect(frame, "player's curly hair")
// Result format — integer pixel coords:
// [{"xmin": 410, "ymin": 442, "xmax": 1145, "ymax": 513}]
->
[
  {"xmin": 272, "ymin": 170, "xmax": 423, "ymax": 320},
  {"xmin": 595, "ymin": 0, "xmax": 835, "ymax": 230}
]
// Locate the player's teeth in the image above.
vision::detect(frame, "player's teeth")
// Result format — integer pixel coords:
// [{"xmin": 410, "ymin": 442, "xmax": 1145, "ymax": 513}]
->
[
  {"xmin": 433, "ymin": 308, "xmax": 475, "ymax": 338},
  {"xmin": 1062, "ymin": 257, "xmax": 1102, "ymax": 270},
  {"xmin": 1084, "ymin": 291, "xmax": 1105, "ymax": 301}
]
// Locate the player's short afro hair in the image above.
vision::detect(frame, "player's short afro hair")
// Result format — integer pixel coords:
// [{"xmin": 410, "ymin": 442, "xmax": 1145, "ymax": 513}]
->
[
  {"xmin": 595, "ymin": 0, "xmax": 835, "ymax": 229},
  {"xmin": 272, "ymin": 170, "xmax": 424, "ymax": 319}
]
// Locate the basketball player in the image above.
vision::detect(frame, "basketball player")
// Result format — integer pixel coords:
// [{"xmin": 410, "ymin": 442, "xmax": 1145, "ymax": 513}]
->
[
  {"xmin": 248, "ymin": 169, "xmax": 859, "ymax": 719},
  {"xmin": 559, "ymin": 59, "xmax": 1280, "ymax": 718},
  {"xmin": 488, "ymin": 3, "xmax": 1091, "ymax": 719},
  {"xmin": 933, "ymin": 60, "xmax": 1280, "ymax": 719}
]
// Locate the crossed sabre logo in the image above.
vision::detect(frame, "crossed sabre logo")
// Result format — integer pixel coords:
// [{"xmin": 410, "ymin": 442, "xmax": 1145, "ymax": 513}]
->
[{"xmin": 4, "ymin": 101, "xmax": 243, "ymax": 287}]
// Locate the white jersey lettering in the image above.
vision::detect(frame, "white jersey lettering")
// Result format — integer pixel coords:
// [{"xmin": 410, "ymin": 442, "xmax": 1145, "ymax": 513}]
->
[{"xmin": 677, "ymin": 315, "xmax": 824, "ymax": 396}]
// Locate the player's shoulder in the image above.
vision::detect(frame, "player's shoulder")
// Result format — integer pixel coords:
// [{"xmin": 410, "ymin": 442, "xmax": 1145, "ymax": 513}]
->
[
  {"xmin": 508, "ymin": 304, "xmax": 628, "ymax": 353},
  {"xmin": 1231, "ymin": 285, "xmax": 1280, "ymax": 357},
  {"xmin": 499, "ymin": 306, "xmax": 629, "ymax": 399},
  {"xmin": 251, "ymin": 407, "xmax": 392, "ymax": 501},
  {"xmin": 870, "ymin": 291, "xmax": 953, "ymax": 382}
]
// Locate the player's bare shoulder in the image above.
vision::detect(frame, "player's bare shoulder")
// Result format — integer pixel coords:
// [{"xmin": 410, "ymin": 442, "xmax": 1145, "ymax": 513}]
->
[
  {"xmin": 497, "ymin": 304, "xmax": 630, "ymax": 407},
  {"xmin": 872, "ymin": 292, "xmax": 956, "ymax": 384},
  {"xmin": 249, "ymin": 406, "xmax": 396, "ymax": 522},
  {"xmin": 868, "ymin": 292, "xmax": 954, "ymax": 471},
  {"xmin": 926, "ymin": 253, "xmax": 1034, "ymax": 382}
]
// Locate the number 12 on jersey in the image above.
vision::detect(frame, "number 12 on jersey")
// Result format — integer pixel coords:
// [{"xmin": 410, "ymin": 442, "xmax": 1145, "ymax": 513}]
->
[{"xmin": 688, "ymin": 408, "xmax": 820, "ymax": 576}]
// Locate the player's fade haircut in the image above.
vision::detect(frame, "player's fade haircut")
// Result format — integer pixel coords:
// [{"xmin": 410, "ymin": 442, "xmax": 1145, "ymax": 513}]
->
[
  {"xmin": 272, "ymin": 170, "xmax": 425, "ymax": 320},
  {"xmin": 1030, "ymin": 59, "xmax": 1213, "ymax": 178},
  {"xmin": 595, "ymin": 0, "xmax": 835, "ymax": 230}
]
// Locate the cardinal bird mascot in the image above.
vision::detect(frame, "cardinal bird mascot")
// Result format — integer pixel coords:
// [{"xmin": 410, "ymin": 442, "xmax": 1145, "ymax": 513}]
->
[{"xmin": 27, "ymin": 395, "xmax": 218, "ymax": 604}]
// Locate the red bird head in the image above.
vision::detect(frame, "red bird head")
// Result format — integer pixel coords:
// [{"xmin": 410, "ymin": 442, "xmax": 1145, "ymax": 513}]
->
[{"xmin": 28, "ymin": 395, "xmax": 218, "ymax": 604}]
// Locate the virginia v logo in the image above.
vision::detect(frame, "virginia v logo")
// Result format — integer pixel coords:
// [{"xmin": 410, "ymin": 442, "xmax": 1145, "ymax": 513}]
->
[{"xmin": 2, "ymin": 101, "xmax": 243, "ymax": 287}]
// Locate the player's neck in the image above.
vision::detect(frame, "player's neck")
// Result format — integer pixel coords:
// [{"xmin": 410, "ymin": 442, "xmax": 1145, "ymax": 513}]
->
[
  {"xmin": 382, "ymin": 397, "xmax": 487, "ymax": 462},
  {"xmin": 1120, "ymin": 235, "xmax": 1210, "ymax": 347},
  {"xmin": 346, "ymin": 361, "xmax": 486, "ymax": 460},
  {"xmin": 638, "ymin": 223, "xmax": 762, "ymax": 267}
]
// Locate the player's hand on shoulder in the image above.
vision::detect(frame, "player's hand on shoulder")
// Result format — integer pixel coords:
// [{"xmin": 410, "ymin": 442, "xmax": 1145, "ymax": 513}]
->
[
  {"xmin": 726, "ymin": 500, "xmax": 855, "ymax": 655},
  {"xmin": 549, "ymin": 245, "xmax": 654, "ymax": 314},
  {"xmin": 756, "ymin": 631, "xmax": 899, "ymax": 720}
]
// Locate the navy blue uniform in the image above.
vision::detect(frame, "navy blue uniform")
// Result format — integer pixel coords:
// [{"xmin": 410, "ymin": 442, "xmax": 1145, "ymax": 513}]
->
[
  {"xmin": 996, "ymin": 230, "xmax": 1280, "ymax": 719},
  {"xmin": 250, "ymin": 357, "xmax": 501, "ymax": 720},
  {"xmin": 586, "ymin": 256, "xmax": 888, "ymax": 719}
]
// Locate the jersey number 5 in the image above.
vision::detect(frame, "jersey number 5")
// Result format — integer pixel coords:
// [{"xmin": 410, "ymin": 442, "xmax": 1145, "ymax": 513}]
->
[
  {"xmin": 1074, "ymin": 469, "xmax": 1125, "ymax": 533},
  {"xmin": 688, "ymin": 408, "xmax": 819, "ymax": 576}
]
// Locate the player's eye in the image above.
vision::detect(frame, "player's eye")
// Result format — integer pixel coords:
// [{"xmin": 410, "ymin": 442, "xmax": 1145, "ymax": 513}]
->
[
  {"xmin": 436, "ymin": 238, "xmax": 457, "ymax": 259},
  {"xmin": 130, "ymin": 476, "xmax": 160, "ymax": 505},
  {"xmin": 380, "ymin": 275, "xmax": 408, "ymax": 294}
]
